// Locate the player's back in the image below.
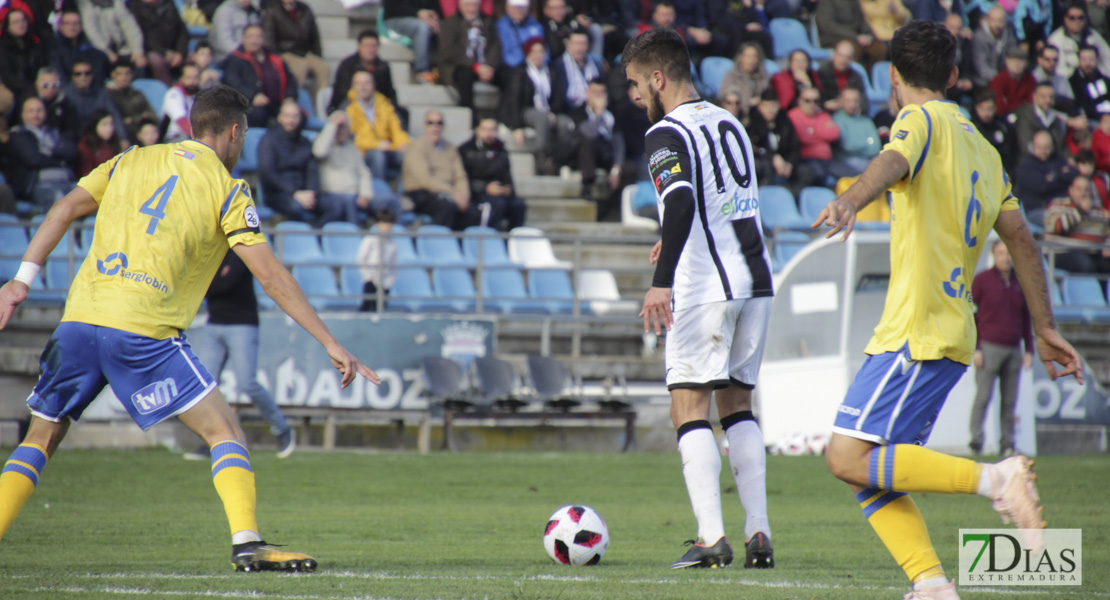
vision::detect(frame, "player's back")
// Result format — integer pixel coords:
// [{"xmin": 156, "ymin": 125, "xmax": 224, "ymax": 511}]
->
[
  {"xmin": 869, "ymin": 100, "xmax": 1019, "ymax": 364},
  {"xmin": 63, "ymin": 140, "xmax": 262, "ymax": 340},
  {"xmin": 647, "ymin": 100, "xmax": 773, "ymax": 311}
]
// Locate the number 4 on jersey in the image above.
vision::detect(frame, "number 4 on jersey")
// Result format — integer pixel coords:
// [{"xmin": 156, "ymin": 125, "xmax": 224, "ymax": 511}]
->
[{"xmin": 140, "ymin": 176, "xmax": 179, "ymax": 235}]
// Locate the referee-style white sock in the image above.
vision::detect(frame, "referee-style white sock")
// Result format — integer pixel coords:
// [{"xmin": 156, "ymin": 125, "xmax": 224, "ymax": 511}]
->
[
  {"xmin": 722, "ymin": 412, "xmax": 771, "ymax": 541},
  {"xmin": 677, "ymin": 421, "xmax": 726, "ymax": 544}
]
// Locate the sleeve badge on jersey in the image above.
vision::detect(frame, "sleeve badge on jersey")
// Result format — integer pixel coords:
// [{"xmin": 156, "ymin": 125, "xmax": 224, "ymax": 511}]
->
[
  {"xmin": 894, "ymin": 130, "xmax": 909, "ymax": 140},
  {"xmin": 244, "ymin": 205, "xmax": 260, "ymax": 229}
]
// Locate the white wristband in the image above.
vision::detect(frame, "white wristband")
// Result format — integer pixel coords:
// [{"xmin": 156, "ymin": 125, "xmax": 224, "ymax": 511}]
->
[{"xmin": 13, "ymin": 261, "xmax": 40, "ymax": 286}]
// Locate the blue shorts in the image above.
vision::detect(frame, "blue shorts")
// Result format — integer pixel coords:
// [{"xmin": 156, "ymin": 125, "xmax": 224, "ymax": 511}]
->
[
  {"xmin": 27, "ymin": 322, "xmax": 217, "ymax": 430},
  {"xmin": 833, "ymin": 344, "xmax": 967, "ymax": 445}
]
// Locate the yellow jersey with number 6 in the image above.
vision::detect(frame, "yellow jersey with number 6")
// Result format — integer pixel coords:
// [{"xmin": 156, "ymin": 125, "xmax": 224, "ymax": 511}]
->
[
  {"xmin": 866, "ymin": 100, "xmax": 1020, "ymax": 365},
  {"xmin": 62, "ymin": 140, "xmax": 266, "ymax": 340}
]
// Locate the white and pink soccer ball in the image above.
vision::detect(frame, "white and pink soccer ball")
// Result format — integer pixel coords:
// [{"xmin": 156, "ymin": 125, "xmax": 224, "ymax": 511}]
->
[{"xmin": 543, "ymin": 505, "xmax": 609, "ymax": 566}]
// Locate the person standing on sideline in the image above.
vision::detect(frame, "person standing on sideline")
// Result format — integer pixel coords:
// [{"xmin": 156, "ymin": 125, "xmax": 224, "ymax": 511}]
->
[
  {"xmin": 625, "ymin": 28, "xmax": 775, "ymax": 571},
  {"xmin": 813, "ymin": 21, "xmax": 1082, "ymax": 600},
  {"xmin": 969, "ymin": 241, "xmax": 1033, "ymax": 457},
  {"xmin": 0, "ymin": 85, "xmax": 379, "ymax": 572},
  {"xmin": 188, "ymin": 250, "xmax": 296, "ymax": 459}
]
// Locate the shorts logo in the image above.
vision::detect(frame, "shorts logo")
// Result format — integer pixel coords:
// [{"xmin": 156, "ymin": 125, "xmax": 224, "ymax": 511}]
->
[
  {"xmin": 244, "ymin": 205, "xmax": 260, "ymax": 229},
  {"xmin": 838, "ymin": 405, "xmax": 861, "ymax": 417},
  {"xmin": 131, "ymin": 378, "xmax": 178, "ymax": 414},
  {"xmin": 97, "ymin": 252, "xmax": 128, "ymax": 276}
]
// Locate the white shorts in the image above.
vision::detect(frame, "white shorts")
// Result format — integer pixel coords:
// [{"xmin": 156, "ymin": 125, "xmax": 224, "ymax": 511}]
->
[{"xmin": 664, "ymin": 297, "xmax": 771, "ymax": 391}]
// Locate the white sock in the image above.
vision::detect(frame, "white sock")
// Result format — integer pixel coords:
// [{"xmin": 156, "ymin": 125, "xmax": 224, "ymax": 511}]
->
[
  {"xmin": 976, "ymin": 463, "xmax": 994, "ymax": 499},
  {"xmin": 915, "ymin": 576, "xmax": 950, "ymax": 589},
  {"xmin": 677, "ymin": 425, "xmax": 726, "ymax": 544},
  {"xmin": 232, "ymin": 530, "xmax": 262, "ymax": 545},
  {"xmin": 724, "ymin": 419, "xmax": 771, "ymax": 541}
]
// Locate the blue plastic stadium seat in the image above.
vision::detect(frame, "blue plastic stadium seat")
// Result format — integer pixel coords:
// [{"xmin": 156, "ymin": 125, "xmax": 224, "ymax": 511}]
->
[
  {"xmin": 321, "ymin": 222, "xmax": 362, "ymax": 263},
  {"xmin": 871, "ymin": 61, "xmax": 892, "ymax": 102},
  {"xmin": 132, "ymin": 78, "xmax": 168, "ymax": 118},
  {"xmin": 480, "ymin": 267, "xmax": 548, "ymax": 314},
  {"xmin": 772, "ymin": 231, "xmax": 811, "ymax": 271},
  {"xmin": 31, "ymin": 215, "xmax": 84, "ymax": 260},
  {"xmin": 234, "ymin": 128, "xmax": 267, "ymax": 175},
  {"xmin": 528, "ymin": 268, "xmax": 576, "ymax": 314},
  {"xmin": 462, "ymin": 226, "xmax": 514, "ymax": 266},
  {"xmin": 273, "ymin": 221, "xmax": 325, "ymax": 265},
  {"xmin": 764, "ymin": 58, "xmax": 781, "ymax": 76},
  {"xmin": 798, "ymin": 186, "xmax": 837, "ymax": 223},
  {"xmin": 340, "ymin": 265, "xmax": 365, "ymax": 308},
  {"xmin": 392, "ymin": 231, "xmax": 420, "ymax": 266},
  {"xmin": 432, "ymin": 267, "xmax": 477, "ymax": 312},
  {"xmin": 1060, "ymin": 276, "xmax": 1110, "ymax": 323},
  {"xmin": 0, "ymin": 219, "xmax": 29, "ymax": 282},
  {"xmin": 769, "ymin": 18, "xmax": 832, "ymax": 60},
  {"xmin": 387, "ymin": 267, "xmax": 441, "ymax": 312},
  {"xmin": 759, "ymin": 185, "xmax": 810, "ymax": 231},
  {"xmin": 39, "ymin": 258, "xmax": 79, "ymax": 303},
  {"xmin": 298, "ymin": 88, "xmax": 325, "ymax": 131},
  {"xmin": 292, "ymin": 265, "xmax": 348, "ymax": 311},
  {"xmin": 699, "ymin": 56, "xmax": 733, "ymax": 99},
  {"xmin": 416, "ymin": 225, "xmax": 469, "ymax": 267}
]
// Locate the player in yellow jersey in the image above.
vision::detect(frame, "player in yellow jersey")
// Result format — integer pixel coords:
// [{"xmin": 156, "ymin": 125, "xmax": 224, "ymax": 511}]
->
[
  {"xmin": 812, "ymin": 21, "xmax": 1083, "ymax": 600},
  {"xmin": 0, "ymin": 86, "xmax": 380, "ymax": 572}
]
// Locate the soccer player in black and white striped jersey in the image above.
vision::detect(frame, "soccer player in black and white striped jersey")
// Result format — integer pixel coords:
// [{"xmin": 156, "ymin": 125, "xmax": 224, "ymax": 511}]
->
[{"xmin": 624, "ymin": 28, "xmax": 776, "ymax": 570}]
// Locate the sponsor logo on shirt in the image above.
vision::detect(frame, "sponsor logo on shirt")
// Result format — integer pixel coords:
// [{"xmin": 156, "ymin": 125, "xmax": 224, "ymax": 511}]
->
[
  {"xmin": 648, "ymin": 147, "xmax": 677, "ymax": 169},
  {"xmin": 96, "ymin": 251, "xmax": 170, "ymax": 294},
  {"xmin": 894, "ymin": 130, "xmax": 909, "ymax": 140}
]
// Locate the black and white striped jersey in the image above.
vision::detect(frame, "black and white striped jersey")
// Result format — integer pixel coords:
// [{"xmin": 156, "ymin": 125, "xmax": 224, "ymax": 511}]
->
[{"xmin": 646, "ymin": 99, "xmax": 774, "ymax": 311}]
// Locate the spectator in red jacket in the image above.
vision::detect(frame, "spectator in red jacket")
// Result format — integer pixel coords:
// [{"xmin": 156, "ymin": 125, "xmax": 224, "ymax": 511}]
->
[
  {"xmin": 990, "ymin": 46, "xmax": 1036, "ymax": 117},
  {"xmin": 772, "ymin": 49, "xmax": 820, "ymax": 110},
  {"xmin": 788, "ymin": 86, "xmax": 855, "ymax": 184},
  {"xmin": 1076, "ymin": 150, "xmax": 1110, "ymax": 209},
  {"xmin": 1092, "ymin": 113, "xmax": 1110, "ymax": 173}
]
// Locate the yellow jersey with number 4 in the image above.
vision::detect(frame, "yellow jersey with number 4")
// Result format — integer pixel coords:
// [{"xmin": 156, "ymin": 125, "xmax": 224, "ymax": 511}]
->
[
  {"xmin": 866, "ymin": 100, "xmax": 1020, "ymax": 365},
  {"xmin": 62, "ymin": 140, "xmax": 266, "ymax": 340}
]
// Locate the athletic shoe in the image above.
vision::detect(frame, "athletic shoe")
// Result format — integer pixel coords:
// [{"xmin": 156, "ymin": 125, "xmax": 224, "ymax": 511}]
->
[
  {"xmin": 183, "ymin": 446, "xmax": 211, "ymax": 461},
  {"xmin": 744, "ymin": 532, "xmax": 774, "ymax": 569},
  {"xmin": 276, "ymin": 428, "xmax": 296, "ymax": 459},
  {"xmin": 232, "ymin": 541, "xmax": 317, "ymax": 572},
  {"xmin": 989, "ymin": 455, "xmax": 1046, "ymax": 549},
  {"xmin": 902, "ymin": 580, "xmax": 960, "ymax": 599},
  {"xmin": 670, "ymin": 537, "xmax": 733, "ymax": 569}
]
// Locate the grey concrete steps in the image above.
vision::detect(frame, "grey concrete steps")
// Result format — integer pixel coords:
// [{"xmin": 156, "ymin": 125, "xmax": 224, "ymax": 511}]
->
[
  {"xmin": 524, "ymin": 198, "xmax": 596, "ymax": 224},
  {"xmin": 515, "ymin": 176, "xmax": 582, "ymax": 199},
  {"xmin": 396, "ymin": 84, "xmax": 457, "ymax": 107}
]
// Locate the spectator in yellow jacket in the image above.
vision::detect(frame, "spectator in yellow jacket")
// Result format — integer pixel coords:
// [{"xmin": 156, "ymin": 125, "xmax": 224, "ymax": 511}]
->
[{"xmin": 345, "ymin": 69, "xmax": 409, "ymax": 178}]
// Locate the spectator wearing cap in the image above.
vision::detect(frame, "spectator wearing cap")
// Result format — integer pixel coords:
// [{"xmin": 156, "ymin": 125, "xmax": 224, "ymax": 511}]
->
[
  {"xmin": 971, "ymin": 6, "xmax": 1017, "ymax": 88},
  {"xmin": 438, "ymin": 0, "xmax": 501, "ymax": 113},
  {"xmin": 990, "ymin": 46, "xmax": 1036, "ymax": 117},
  {"xmin": 1069, "ymin": 46, "xmax": 1110, "ymax": 120},
  {"xmin": 497, "ymin": 0, "xmax": 545, "ymax": 77},
  {"xmin": 1048, "ymin": 2, "xmax": 1110, "ymax": 79}
]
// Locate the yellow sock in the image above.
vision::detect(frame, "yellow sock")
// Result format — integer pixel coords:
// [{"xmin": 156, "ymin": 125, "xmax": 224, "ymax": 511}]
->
[
  {"xmin": 0, "ymin": 444, "xmax": 50, "ymax": 541},
  {"xmin": 857, "ymin": 488, "xmax": 942, "ymax": 582},
  {"xmin": 870, "ymin": 444, "xmax": 980, "ymax": 494},
  {"xmin": 210, "ymin": 440, "xmax": 258, "ymax": 538}
]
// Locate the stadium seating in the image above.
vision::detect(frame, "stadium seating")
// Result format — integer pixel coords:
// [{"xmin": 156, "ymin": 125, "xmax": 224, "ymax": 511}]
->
[
  {"xmin": 462, "ymin": 226, "xmax": 515, "ymax": 266},
  {"xmin": 527, "ymin": 354, "xmax": 578, "ymax": 410},
  {"xmin": 292, "ymin": 265, "xmax": 345, "ymax": 311},
  {"xmin": 472, "ymin": 356, "xmax": 523, "ymax": 409},
  {"xmin": 1060, "ymin": 276, "xmax": 1110, "ymax": 323},
  {"xmin": 392, "ymin": 231, "xmax": 421, "ymax": 266},
  {"xmin": 528, "ymin": 268, "xmax": 576, "ymax": 314},
  {"xmin": 764, "ymin": 59, "xmax": 781, "ymax": 76},
  {"xmin": 759, "ymin": 185, "xmax": 811, "ymax": 231},
  {"xmin": 576, "ymin": 268, "xmax": 638, "ymax": 315},
  {"xmin": 340, "ymin": 265, "xmax": 364, "ymax": 308},
  {"xmin": 236, "ymin": 128, "xmax": 267, "ymax": 174},
  {"xmin": 132, "ymin": 79, "xmax": 168, "ymax": 117},
  {"xmin": 699, "ymin": 56, "xmax": 733, "ymax": 99},
  {"xmin": 621, "ymin": 182, "xmax": 659, "ymax": 230},
  {"xmin": 273, "ymin": 221, "xmax": 325, "ymax": 265},
  {"xmin": 508, "ymin": 227, "xmax": 573, "ymax": 269},
  {"xmin": 321, "ymin": 222, "xmax": 362, "ymax": 263},
  {"xmin": 387, "ymin": 267, "xmax": 440, "ymax": 312},
  {"xmin": 30, "ymin": 215, "xmax": 85, "ymax": 259},
  {"xmin": 419, "ymin": 355, "xmax": 470, "ymax": 411},
  {"xmin": 432, "ymin": 267, "xmax": 477, "ymax": 312},
  {"xmin": 480, "ymin": 267, "xmax": 548, "ymax": 314},
  {"xmin": 298, "ymin": 89, "xmax": 326, "ymax": 131},
  {"xmin": 871, "ymin": 61, "xmax": 892, "ymax": 102},
  {"xmin": 798, "ymin": 186, "xmax": 837, "ymax": 223},
  {"xmin": 0, "ymin": 218, "xmax": 29, "ymax": 282},
  {"xmin": 769, "ymin": 18, "xmax": 832, "ymax": 60},
  {"xmin": 416, "ymin": 225, "xmax": 469, "ymax": 267}
]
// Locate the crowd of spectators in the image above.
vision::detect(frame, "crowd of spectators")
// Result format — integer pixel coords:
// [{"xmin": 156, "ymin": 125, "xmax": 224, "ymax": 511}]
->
[{"xmin": 0, "ymin": 0, "xmax": 1109, "ymax": 266}]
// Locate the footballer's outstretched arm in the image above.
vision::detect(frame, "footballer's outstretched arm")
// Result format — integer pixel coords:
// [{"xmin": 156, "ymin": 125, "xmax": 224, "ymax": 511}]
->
[
  {"xmin": 233, "ymin": 241, "xmax": 381, "ymax": 387},
  {"xmin": 813, "ymin": 151, "xmax": 909, "ymax": 240},
  {"xmin": 0, "ymin": 187, "xmax": 100, "ymax": 329},
  {"xmin": 993, "ymin": 208, "xmax": 1083, "ymax": 383}
]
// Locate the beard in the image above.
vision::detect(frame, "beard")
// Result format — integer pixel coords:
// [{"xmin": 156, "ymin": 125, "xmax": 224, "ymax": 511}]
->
[
  {"xmin": 891, "ymin": 86, "xmax": 904, "ymax": 114},
  {"xmin": 646, "ymin": 86, "xmax": 665, "ymax": 123},
  {"xmin": 184, "ymin": 85, "xmax": 200, "ymax": 95}
]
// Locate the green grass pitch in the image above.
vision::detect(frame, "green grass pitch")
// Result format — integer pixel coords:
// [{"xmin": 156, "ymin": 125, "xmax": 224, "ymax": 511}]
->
[{"xmin": 1, "ymin": 449, "xmax": 1106, "ymax": 600}]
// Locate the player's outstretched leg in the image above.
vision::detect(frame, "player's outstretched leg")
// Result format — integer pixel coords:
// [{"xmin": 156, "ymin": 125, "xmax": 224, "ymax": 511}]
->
[
  {"xmin": 671, "ymin": 416, "xmax": 731, "ymax": 569},
  {"xmin": 0, "ymin": 418, "xmax": 68, "ymax": 541},
  {"xmin": 720, "ymin": 409, "xmax": 773, "ymax": 569},
  {"xmin": 179, "ymin": 391, "xmax": 316, "ymax": 572}
]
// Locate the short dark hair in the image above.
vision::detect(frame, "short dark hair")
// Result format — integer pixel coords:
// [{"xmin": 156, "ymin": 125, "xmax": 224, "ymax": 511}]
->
[
  {"xmin": 1034, "ymin": 80, "xmax": 1055, "ymax": 93},
  {"xmin": 194, "ymin": 40, "xmax": 212, "ymax": 53},
  {"xmin": 357, "ymin": 30, "xmax": 379, "ymax": 43},
  {"xmin": 1079, "ymin": 44, "xmax": 1099, "ymax": 58},
  {"xmin": 973, "ymin": 88, "xmax": 995, "ymax": 105},
  {"xmin": 1076, "ymin": 149, "xmax": 1096, "ymax": 165},
  {"xmin": 621, "ymin": 28, "xmax": 691, "ymax": 84},
  {"xmin": 1040, "ymin": 44, "xmax": 1060, "ymax": 57},
  {"xmin": 890, "ymin": 20, "xmax": 956, "ymax": 93},
  {"xmin": 375, "ymin": 209, "xmax": 396, "ymax": 224},
  {"xmin": 72, "ymin": 57, "xmax": 93, "ymax": 72},
  {"xmin": 110, "ymin": 57, "xmax": 133, "ymax": 72},
  {"xmin": 190, "ymin": 85, "xmax": 249, "ymax": 138}
]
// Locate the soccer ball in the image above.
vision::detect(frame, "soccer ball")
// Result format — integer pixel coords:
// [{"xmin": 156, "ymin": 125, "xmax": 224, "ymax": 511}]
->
[{"xmin": 543, "ymin": 505, "xmax": 609, "ymax": 566}]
